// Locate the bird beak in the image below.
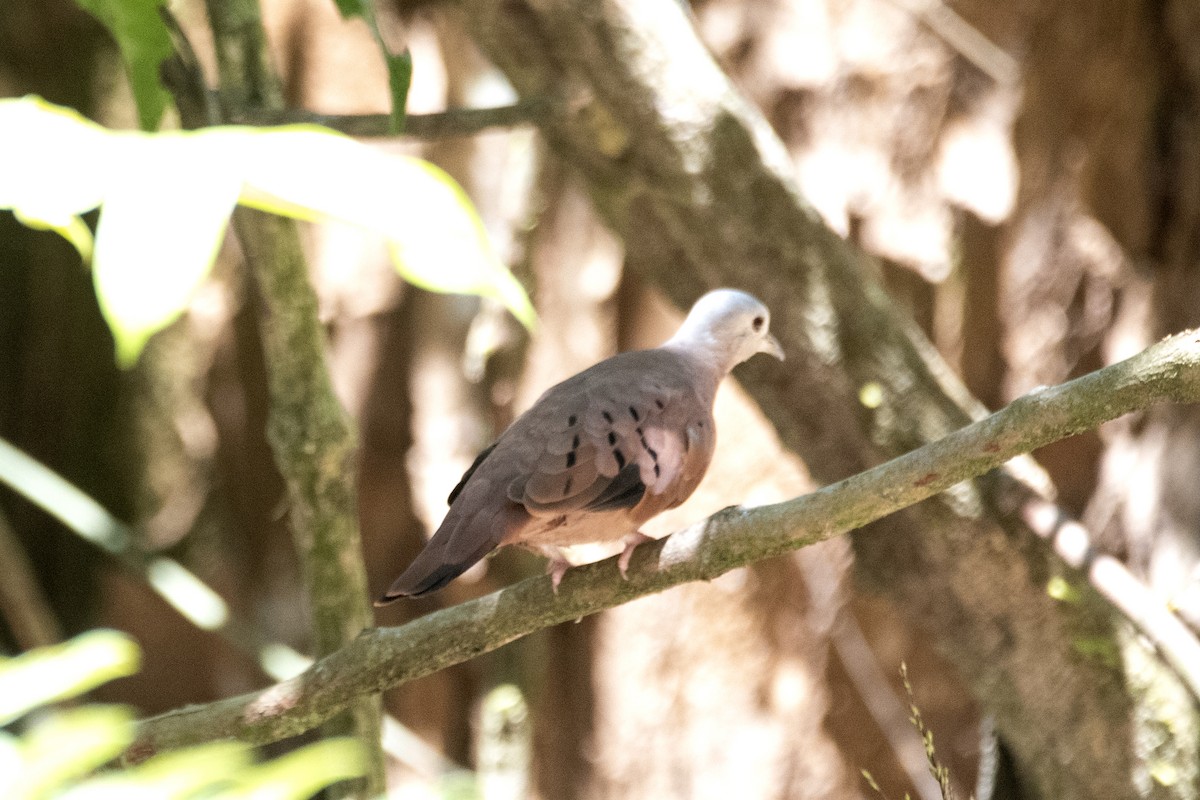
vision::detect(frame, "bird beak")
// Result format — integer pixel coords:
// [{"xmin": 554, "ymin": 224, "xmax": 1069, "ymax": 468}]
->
[{"xmin": 759, "ymin": 333, "xmax": 785, "ymax": 361}]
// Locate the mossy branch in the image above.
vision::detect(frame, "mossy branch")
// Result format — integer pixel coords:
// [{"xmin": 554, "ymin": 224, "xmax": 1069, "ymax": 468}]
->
[
  {"xmin": 228, "ymin": 180, "xmax": 384, "ymax": 797},
  {"xmin": 129, "ymin": 329, "xmax": 1200, "ymax": 756},
  {"xmin": 195, "ymin": 0, "xmax": 384, "ymax": 794}
]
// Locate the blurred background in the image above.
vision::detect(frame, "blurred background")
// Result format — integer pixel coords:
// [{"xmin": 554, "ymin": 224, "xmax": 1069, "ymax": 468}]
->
[{"xmin": 2, "ymin": 0, "xmax": 1199, "ymax": 798}]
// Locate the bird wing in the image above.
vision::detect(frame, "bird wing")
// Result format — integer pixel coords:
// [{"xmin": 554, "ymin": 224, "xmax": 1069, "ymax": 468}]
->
[
  {"xmin": 447, "ymin": 442, "xmax": 496, "ymax": 505},
  {"xmin": 377, "ymin": 350, "xmax": 716, "ymax": 601},
  {"xmin": 504, "ymin": 350, "xmax": 711, "ymax": 516}
]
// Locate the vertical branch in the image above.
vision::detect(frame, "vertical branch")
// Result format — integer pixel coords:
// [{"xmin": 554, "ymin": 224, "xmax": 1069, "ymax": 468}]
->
[
  {"xmin": 203, "ymin": 0, "xmax": 281, "ymax": 113},
  {"xmin": 232, "ymin": 211, "xmax": 383, "ymax": 768},
  {"xmin": 234, "ymin": 206, "xmax": 386, "ymax": 800},
  {"xmin": 197, "ymin": 0, "xmax": 384, "ymax": 795}
]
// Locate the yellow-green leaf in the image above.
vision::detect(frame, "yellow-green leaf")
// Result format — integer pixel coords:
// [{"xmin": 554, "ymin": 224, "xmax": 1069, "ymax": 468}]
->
[
  {"xmin": 13, "ymin": 209, "xmax": 95, "ymax": 263},
  {"xmin": 230, "ymin": 738, "xmax": 366, "ymax": 800},
  {"xmin": 14, "ymin": 705, "xmax": 135, "ymax": 797},
  {"xmin": 64, "ymin": 741, "xmax": 254, "ymax": 798},
  {"xmin": 0, "ymin": 630, "xmax": 140, "ymax": 726},
  {"xmin": 92, "ymin": 135, "xmax": 241, "ymax": 366},
  {"xmin": 0, "ymin": 97, "xmax": 535, "ymax": 368},
  {"xmin": 237, "ymin": 128, "xmax": 535, "ymax": 328},
  {"xmin": 0, "ymin": 96, "xmax": 109, "ymax": 230}
]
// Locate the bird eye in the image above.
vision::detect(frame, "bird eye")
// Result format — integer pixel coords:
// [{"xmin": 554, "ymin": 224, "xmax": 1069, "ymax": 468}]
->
[{"xmin": 752, "ymin": 315, "xmax": 765, "ymax": 332}]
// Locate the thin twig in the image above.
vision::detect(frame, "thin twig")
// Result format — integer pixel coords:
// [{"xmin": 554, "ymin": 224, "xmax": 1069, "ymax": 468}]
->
[
  {"xmin": 0, "ymin": 505, "xmax": 63, "ymax": 650},
  {"xmin": 796, "ymin": 548, "xmax": 944, "ymax": 800},
  {"xmin": 128, "ymin": 329, "xmax": 1200, "ymax": 757},
  {"xmin": 158, "ymin": 6, "xmax": 222, "ymax": 126},
  {"xmin": 899, "ymin": 663, "xmax": 958, "ymax": 800},
  {"xmin": 230, "ymin": 100, "xmax": 546, "ymax": 138},
  {"xmin": 882, "ymin": 0, "xmax": 1018, "ymax": 85},
  {"xmin": 829, "ymin": 615, "xmax": 946, "ymax": 800}
]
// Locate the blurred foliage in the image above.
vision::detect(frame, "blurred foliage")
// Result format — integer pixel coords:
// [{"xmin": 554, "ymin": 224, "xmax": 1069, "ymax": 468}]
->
[
  {"xmin": 0, "ymin": 631, "xmax": 140, "ymax": 726},
  {"xmin": 328, "ymin": 0, "xmax": 412, "ymax": 133},
  {"xmin": 71, "ymin": 0, "xmax": 412, "ymax": 135},
  {"xmin": 0, "ymin": 96, "xmax": 535, "ymax": 367},
  {"xmin": 0, "ymin": 630, "xmax": 365, "ymax": 800},
  {"xmin": 71, "ymin": 0, "xmax": 174, "ymax": 131}
]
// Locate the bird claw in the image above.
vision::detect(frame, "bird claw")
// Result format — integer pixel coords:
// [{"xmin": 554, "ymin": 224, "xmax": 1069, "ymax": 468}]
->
[
  {"xmin": 618, "ymin": 532, "xmax": 655, "ymax": 579},
  {"xmin": 547, "ymin": 558, "xmax": 571, "ymax": 594}
]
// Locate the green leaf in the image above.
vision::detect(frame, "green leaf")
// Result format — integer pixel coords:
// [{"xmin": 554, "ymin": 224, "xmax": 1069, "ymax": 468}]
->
[
  {"xmin": 0, "ymin": 97, "xmax": 535, "ymax": 367},
  {"xmin": 383, "ymin": 47, "xmax": 413, "ymax": 134},
  {"xmin": 93, "ymin": 134, "xmax": 241, "ymax": 366},
  {"xmin": 72, "ymin": 0, "xmax": 174, "ymax": 131},
  {"xmin": 15, "ymin": 705, "xmax": 135, "ymax": 797},
  {"xmin": 231, "ymin": 738, "xmax": 366, "ymax": 799},
  {"xmin": 60, "ymin": 741, "xmax": 252, "ymax": 798},
  {"xmin": 238, "ymin": 128, "xmax": 536, "ymax": 328},
  {"xmin": 0, "ymin": 96, "xmax": 109, "ymax": 256},
  {"xmin": 330, "ymin": 0, "xmax": 363, "ymax": 19},
  {"xmin": 1, "ymin": 635, "xmax": 366, "ymax": 800},
  {"xmin": 330, "ymin": 0, "xmax": 410, "ymax": 131},
  {"xmin": 0, "ymin": 630, "xmax": 140, "ymax": 725}
]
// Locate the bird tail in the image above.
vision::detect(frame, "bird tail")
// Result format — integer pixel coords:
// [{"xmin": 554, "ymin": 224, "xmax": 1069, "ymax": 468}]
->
[
  {"xmin": 376, "ymin": 553, "xmax": 476, "ymax": 601},
  {"xmin": 374, "ymin": 501, "xmax": 525, "ymax": 604}
]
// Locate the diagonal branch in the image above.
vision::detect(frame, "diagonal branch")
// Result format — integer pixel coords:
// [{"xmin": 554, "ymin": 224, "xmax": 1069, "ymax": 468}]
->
[
  {"xmin": 128, "ymin": 329, "xmax": 1200, "ymax": 758},
  {"xmin": 455, "ymin": 3, "xmax": 1197, "ymax": 795},
  {"xmin": 0, "ymin": 505, "xmax": 62, "ymax": 650}
]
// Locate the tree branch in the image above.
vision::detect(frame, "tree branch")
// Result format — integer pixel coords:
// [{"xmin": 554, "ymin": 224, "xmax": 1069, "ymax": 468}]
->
[
  {"xmin": 129, "ymin": 329, "xmax": 1200, "ymax": 757},
  {"xmin": 232, "ymin": 100, "xmax": 546, "ymax": 138},
  {"xmin": 196, "ymin": 0, "xmax": 384, "ymax": 794},
  {"xmin": 228, "ymin": 208, "xmax": 384, "ymax": 790},
  {"xmin": 455, "ymin": 2, "xmax": 1198, "ymax": 795}
]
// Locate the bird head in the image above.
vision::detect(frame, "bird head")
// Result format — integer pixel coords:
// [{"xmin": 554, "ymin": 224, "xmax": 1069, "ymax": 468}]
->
[{"xmin": 667, "ymin": 288, "xmax": 785, "ymax": 372}]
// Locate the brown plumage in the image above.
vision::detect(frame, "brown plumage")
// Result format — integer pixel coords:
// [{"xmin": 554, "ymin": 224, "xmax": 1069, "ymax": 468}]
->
[{"xmin": 376, "ymin": 289, "xmax": 784, "ymax": 602}]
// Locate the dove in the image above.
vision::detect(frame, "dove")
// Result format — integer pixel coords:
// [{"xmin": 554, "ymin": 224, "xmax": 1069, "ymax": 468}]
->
[{"xmin": 375, "ymin": 288, "xmax": 784, "ymax": 602}]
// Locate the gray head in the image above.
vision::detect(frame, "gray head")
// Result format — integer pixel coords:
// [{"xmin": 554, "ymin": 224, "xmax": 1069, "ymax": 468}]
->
[{"xmin": 665, "ymin": 289, "xmax": 785, "ymax": 372}]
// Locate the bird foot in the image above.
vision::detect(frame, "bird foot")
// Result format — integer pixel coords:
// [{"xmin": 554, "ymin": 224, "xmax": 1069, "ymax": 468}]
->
[
  {"xmin": 547, "ymin": 557, "xmax": 572, "ymax": 594},
  {"xmin": 618, "ymin": 532, "xmax": 655, "ymax": 579}
]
